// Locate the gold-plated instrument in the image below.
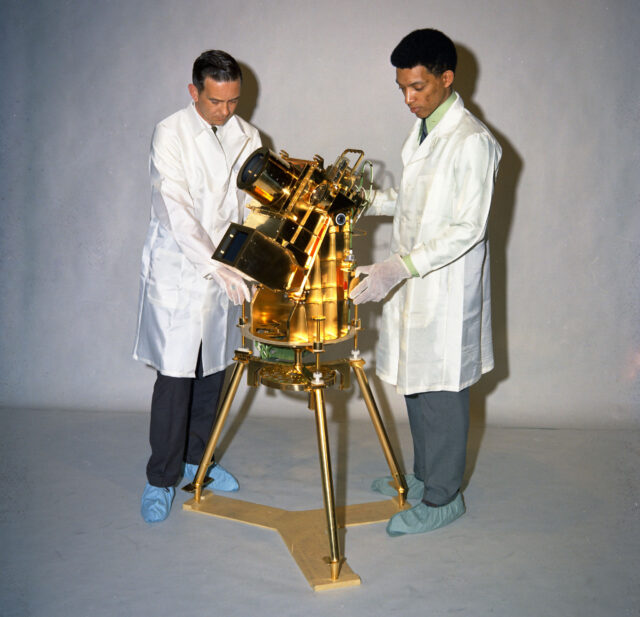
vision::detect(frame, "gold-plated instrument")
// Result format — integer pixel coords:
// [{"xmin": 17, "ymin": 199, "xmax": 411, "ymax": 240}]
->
[
  {"xmin": 213, "ymin": 147, "xmax": 368, "ymax": 346},
  {"xmin": 184, "ymin": 147, "xmax": 407, "ymax": 591}
]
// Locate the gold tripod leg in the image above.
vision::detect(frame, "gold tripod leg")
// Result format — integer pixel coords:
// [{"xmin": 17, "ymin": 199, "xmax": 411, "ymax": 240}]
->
[
  {"xmin": 351, "ymin": 359, "xmax": 408, "ymax": 506},
  {"xmin": 185, "ymin": 353, "xmax": 248, "ymax": 502},
  {"xmin": 311, "ymin": 386, "xmax": 342, "ymax": 581}
]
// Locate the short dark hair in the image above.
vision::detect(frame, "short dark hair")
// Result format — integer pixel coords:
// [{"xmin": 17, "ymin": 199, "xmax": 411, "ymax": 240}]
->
[
  {"xmin": 391, "ymin": 29, "xmax": 457, "ymax": 75},
  {"xmin": 192, "ymin": 50, "xmax": 242, "ymax": 91}
]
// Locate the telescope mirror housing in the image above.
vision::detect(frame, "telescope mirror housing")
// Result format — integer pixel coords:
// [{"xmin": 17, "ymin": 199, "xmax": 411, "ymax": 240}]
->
[{"xmin": 213, "ymin": 147, "xmax": 370, "ymax": 347}]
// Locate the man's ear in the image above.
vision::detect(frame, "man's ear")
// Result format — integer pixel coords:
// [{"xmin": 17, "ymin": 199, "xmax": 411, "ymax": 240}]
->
[
  {"xmin": 187, "ymin": 83, "xmax": 199, "ymax": 103},
  {"xmin": 442, "ymin": 70, "xmax": 455, "ymax": 89}
]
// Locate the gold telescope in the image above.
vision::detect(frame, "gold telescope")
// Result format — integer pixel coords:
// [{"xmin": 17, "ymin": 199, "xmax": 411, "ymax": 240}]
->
[
  {"xmin": 187, "ymin": 146, "xmax": 409, "ymax": 588},
  {"xmin": 213, "ymin": 147, "xmax": 370, "ymax": 346}
]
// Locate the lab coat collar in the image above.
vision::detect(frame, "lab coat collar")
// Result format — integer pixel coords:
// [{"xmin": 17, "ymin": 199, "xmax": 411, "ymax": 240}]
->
[
  {"xmin": 185, "ymin": 102, "xmax": 245, "ymax": 140},
  {"xmin": 186, "ymin": 101, "xmax": 212, "ymax": 136},
  {"xmin": 401, "ymin": 93, "xmax": 465, "ymax": 165},
  {"xmin": 219, "ymin": 115, "xmax": 252, "ymax": 168},
  {"xmin": 186, "ymin": 102, "xmax": 251, "ymax": 167}
]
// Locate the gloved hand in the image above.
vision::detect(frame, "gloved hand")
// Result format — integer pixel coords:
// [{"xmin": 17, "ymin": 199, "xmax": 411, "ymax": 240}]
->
[
  {"xmin": 350, "ymin": 254, "xmax": 411, "ymax": 304},
  {"xmin": 209, "ymin": 265, "xmax": 251, "ymax": 305}
]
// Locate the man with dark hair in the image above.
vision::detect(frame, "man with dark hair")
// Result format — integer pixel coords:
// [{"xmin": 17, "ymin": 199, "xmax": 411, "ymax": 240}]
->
[
  {"xmin": 133, "ymin": 50, "xmax": 261, "ymax": 523},
  {"xmin": 351, "ymin": 29, "xmax": 501, "ymax": 535},
  {"xmin": 192, "ymin": 49, "xmax": 243, "ymax": 91}
]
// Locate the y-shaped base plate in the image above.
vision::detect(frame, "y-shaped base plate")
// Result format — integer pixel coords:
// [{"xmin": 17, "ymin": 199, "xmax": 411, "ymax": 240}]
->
[{"xmin": 183, "ymin": 492, "xmax": 408, "ymax": 591}]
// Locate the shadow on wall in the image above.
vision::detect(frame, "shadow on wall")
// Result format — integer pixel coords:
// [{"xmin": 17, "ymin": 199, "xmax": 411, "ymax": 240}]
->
[
  {"xmin": 236, "ymin": 62, "xmax": 275, "ymax": 151},
  {"xmin": 454, "ymin": 45, "xmax": 522, "ymax": 429}
]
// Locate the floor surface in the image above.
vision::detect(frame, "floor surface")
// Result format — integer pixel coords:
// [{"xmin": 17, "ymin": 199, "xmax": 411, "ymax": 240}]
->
[{"xmin": 0, "ymin": 407, "xmax": 638, "ymax": 617}]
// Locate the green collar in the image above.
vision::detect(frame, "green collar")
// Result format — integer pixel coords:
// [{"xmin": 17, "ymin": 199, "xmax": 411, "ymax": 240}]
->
[{"xmin": 424, "ymin": 90, "xmax": 456, "ymax": 135}]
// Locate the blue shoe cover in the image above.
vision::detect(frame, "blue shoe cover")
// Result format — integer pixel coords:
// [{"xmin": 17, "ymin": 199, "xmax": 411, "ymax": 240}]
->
[
  {"xmin": 386, "ymin": 493, "xmax": 465, "ymax": 537},
  {"xmin": 184, "ymin": 463, "xmax": 239, "ymax": 492},
  {"xmin": 141, "ymin": 483, "xmax": 175, "ymax": 523},
  {"xmin": 371, "ymin": 474, "xmax": 424, "ymax": 500}
]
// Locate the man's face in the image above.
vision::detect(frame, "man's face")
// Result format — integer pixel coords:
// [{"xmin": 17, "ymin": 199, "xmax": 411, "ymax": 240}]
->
[
  {"xmin": 396, "ymin": 65, "xmax": 454, "ymax": 119},
  {"xmin": 188, "ymin": 77, "xmax": 241, "ymax": 126}
]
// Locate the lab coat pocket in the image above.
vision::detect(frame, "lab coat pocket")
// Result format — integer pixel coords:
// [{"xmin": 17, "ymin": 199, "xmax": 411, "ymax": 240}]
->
[{"xmin": 147, "ymin": 248, "xmax": 187, "ymax": 309}]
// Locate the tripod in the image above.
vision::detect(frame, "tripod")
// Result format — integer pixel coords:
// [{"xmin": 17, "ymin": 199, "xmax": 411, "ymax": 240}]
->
[{"xmin": 183, "ymin": 312, "xmax": 408, "ymax": 590}]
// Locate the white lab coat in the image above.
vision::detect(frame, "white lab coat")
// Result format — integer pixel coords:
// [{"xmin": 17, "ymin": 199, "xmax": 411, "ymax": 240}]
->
[
  {"xmin": 132, "ymin": 103, "xmax": 261, "ymax": 377},
  {"xmin": 368, "ymin": 94, "xmax": 501, "ymax": 394}
]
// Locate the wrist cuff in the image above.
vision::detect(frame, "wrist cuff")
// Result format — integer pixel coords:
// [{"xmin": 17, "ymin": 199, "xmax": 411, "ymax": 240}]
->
[{"xmin": 402, "ymin": 254, "xmax": 419, "ymax": 277}]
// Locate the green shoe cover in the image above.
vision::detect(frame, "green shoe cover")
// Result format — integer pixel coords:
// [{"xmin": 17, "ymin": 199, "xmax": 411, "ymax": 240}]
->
[
  {"xmin": 386, "ymin": 493, "xmax": 465, "ymax": 536},
  {"xmin": 371, "ymin": 473, "xmax": 424, "ymax": 500}
]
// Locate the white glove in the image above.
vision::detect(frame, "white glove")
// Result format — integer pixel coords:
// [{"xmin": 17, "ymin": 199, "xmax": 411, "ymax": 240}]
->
[
  {"xmin": 209, "ymin": 265, "xmax": 251, "ymax": 305},
  {"xmin": 349, "ymin": 254, "xmax": 411, "ymax": 304}
]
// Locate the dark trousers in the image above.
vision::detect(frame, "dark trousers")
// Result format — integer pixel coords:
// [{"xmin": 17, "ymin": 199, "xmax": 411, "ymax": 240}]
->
[
  {"xmin": 146, "ymin": 350, "xmax": 226, "ymax": 488},
  {"xmin": 405, "ymin": 388, "xmax": 470, "ymax": 506}
]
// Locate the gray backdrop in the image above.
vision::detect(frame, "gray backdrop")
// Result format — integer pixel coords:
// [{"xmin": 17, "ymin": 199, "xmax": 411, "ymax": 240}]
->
[{"xmin": 1, "ymin": 0, "xmax": 638, "ymax": 428}]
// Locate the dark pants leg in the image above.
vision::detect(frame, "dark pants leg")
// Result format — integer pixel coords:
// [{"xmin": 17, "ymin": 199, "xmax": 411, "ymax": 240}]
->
[
  {"xmin": 146, "ymin": 349, "xmax": 226, "ymax": 488},
  {"xmin": 407, "ymin": 399, "xmax": 426, "ymax": 482},
  {"xmin": 185, "ymin": 353, "xmax": 225, "ymax": 465},
  {"xmin": 404, "ymin": 389, "xmax": 470, "ymax": 506}
]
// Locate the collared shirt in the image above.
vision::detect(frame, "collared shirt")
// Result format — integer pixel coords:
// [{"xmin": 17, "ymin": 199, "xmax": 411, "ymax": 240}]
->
[{"xmin": 420, "ymin": 90, "xmax": 456, "ymax": 141}]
